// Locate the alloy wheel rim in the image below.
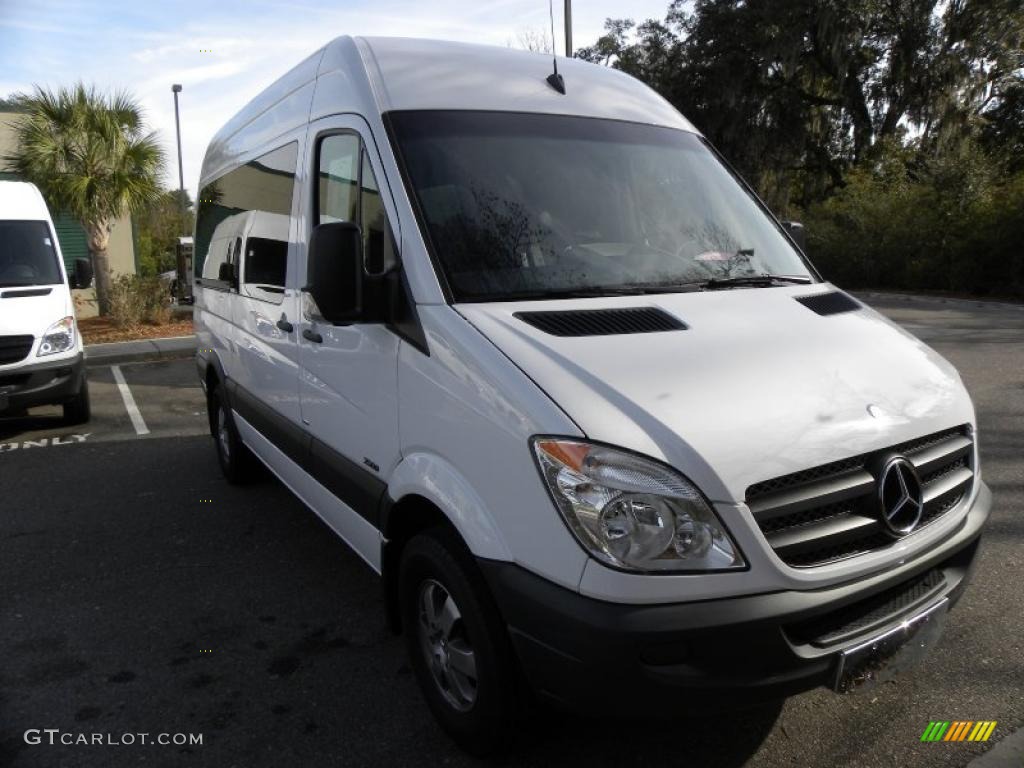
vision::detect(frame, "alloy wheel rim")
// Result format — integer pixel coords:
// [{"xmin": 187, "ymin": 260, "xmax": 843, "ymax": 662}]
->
[{"xmin": 417, "ymin": 578, "xmax": 477, "ymax": 712}]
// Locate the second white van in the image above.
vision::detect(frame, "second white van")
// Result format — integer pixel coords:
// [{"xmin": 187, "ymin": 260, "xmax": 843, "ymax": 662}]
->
[{"xmin": 0, "ymin": 181, "xmax": 92, "ymax": 424}]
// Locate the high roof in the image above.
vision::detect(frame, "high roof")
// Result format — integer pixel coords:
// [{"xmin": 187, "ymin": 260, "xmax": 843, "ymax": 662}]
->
[
  {"xmin": 202, "ymin": 36, "xmax": 696, "ymax": 183},
  {"xmin": 348, "ymin": 37, "xmax": 694, "ymax": 130},
  {"xmin": 0, "ymin": 180, "xmax": 50, "ymax": 221}
]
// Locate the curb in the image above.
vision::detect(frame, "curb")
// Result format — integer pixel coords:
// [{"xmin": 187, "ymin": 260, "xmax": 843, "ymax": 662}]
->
[
  {"xmin": 854, "ymin": 291, "xmax": 1024, "ymax": 312},
  {"xmin": 84, "ymin": 335, "xmax": 196, "ymax": 366}
]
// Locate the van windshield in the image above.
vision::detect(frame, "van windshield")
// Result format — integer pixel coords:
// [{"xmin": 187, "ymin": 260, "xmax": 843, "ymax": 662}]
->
[
  {"xmin": 0, "ymin": 220, "xmax": 63, "ymax": 287},
  {"xmin": 387, "ymin": 111, "xmax": 815, "ymax": 302}
]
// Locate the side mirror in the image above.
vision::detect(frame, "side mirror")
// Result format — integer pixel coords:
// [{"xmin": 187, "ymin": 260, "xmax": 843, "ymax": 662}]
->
[
  {"xmin": 782, "ymin": 221, "xmax": 806, "ymax": 252},
  {"xmin": 72, "ymin": 258, "xmax": 93, "ymax": 289},
  {"xmin": 305, "ymin": 221, "xmax": 362, "ymax": 324},
  {"xmin": 217, "ymin": 261, "xmax": 238, "ymax": 288}
]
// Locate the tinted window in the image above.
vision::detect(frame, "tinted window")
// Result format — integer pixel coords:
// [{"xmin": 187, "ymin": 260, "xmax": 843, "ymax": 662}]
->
[
  {"xmin": 316, "ymin": 134, "xmax": 396, "ymax": 273},
  {"xmin": 388, "ymin": 111, "xmax": 814, "ymax": 301},
  {"xmin": 0, "ymin": 220, "xmax": 63, "ymax": 287},
  {"xmin": 318, "ymin": 135, "xmax": 359, "ymax": 225},
  {"xmin": 195, "ymin": 142, "xmax": 297, "ymax": 286},
  {"xmin": 360, "ymin": 150, "xmax": 396, "ymax": 274},
  {"xmin": 243, "ymin": 237, "xmax": 287, "ymax": 293}
]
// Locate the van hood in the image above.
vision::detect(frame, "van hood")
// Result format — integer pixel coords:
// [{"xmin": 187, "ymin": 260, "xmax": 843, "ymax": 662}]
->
[
  {"xmin": 456, "ymin": 284, "xmax": 974, "ymax": 502},
  {"xmin": 0, "ymin": 285, "xmax": 73, "ymax": 340}
]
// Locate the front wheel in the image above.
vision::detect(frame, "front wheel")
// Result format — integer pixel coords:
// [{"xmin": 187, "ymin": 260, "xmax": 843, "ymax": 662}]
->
[
  {"xmin": 63, "ymin": 381, "xmax": 90, "ymax": 425},
  {"xmin": 399, "ymin": 530, "xmax": 525, "ymax": 755},
  {"xmin": 208, "ymin": 385, "xmax": 258, "ymax": 484}
]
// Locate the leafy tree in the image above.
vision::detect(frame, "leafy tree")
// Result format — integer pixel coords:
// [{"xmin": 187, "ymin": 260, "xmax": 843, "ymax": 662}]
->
[
  {"xmin": 579, "ymin": 0, "xmax": 1023, "ymax": 209},
  {"xmin": 136, "ymin": 189, "xmax": 194, "ymax": 276},
  {"xmin": 576, "ymin": 1, "xmax": 1024, "ymax": 297},
  {"xmin": 6, "ymin": 83, "xmax": 165, "ymax": 314}
]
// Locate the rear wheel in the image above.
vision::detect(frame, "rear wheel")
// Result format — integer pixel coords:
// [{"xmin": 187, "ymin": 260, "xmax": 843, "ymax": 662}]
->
[
  {"xmin": 399, "ymin": 529, "xmax": 525, "ymax": 755},
  {"xmin": 63, "ymin": 381, "xmax": 90, "ymax": 425},
  {"xmin": 208, "ymin": 385, "xmax": 258, "ymax": 483}
]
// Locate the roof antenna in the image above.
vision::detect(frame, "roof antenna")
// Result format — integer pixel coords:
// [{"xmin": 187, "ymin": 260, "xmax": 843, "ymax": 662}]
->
[{"xmin": 545, "ymin": 0, "xmax": 566, "ymax": 94}]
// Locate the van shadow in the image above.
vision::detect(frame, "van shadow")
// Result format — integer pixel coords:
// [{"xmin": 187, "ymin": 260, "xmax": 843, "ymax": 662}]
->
[
  {"xmin": 0, "ymin": 412, "xmax": 67, "ymax": 441},
  {"xmin": 496, "ymin": 700, "xmax": 783, "ymax": 767}
]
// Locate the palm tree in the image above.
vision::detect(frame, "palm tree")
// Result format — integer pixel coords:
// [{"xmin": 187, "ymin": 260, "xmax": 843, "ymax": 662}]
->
[{"xmin": 6, "ymin": 84, "xmax": 165, "ymax": 315}]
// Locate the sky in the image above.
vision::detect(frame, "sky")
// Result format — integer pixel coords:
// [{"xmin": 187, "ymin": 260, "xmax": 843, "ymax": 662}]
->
[{"xmin": 0, "ymin": 0, "xmax": 672, "ymax": 199}]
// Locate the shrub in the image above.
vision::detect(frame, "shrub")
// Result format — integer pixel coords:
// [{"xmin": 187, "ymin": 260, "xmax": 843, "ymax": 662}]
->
[
  {"xmin": 798, "ymin": 142, "xmax": 1024, "ymax": 300},
  {"xmin": 107, "ymin": 274, "xmax": 171, "ymax": 327}
]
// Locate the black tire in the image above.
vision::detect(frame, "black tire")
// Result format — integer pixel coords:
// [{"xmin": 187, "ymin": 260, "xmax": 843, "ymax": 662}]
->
[
  {"xmin": 208, "ymin": 384, "xmax": 258, "ymax": 484},
  {"xmin": 63, "ymin": 381, "xmax": 91, "ymax": 425},
  {"xmin": 399, "ymin": 529, "xmax": 525, "ymax": 755}
]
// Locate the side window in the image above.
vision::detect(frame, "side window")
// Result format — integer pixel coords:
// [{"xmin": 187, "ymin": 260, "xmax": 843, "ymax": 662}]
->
[
  {"xmin": 242, "ymin": 236, "xmax": 287, "ymax": 296},
  {"xmin": 195, "ymin": 142, "xmax": 298, "ymax": 300},
  {"xmin": 316, "ymin": 132, "xmax": 397, "ymax": 273},
  {"xmin": 359, "ymin": 149, "xmax": 396, "ymax": 274},
  {"xmin": 318, "ymin": 134, "xmax": 359, "ymax": 225}
]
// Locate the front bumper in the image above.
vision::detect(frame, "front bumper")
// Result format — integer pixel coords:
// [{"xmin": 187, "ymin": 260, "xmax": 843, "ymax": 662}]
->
[
  {"xmin": 0, "ymin": 352, "xmax": 85, "ymax": 413},
  {"xmin": 480, "ymin": 481, "xmax": 991, "ymax": 711}
]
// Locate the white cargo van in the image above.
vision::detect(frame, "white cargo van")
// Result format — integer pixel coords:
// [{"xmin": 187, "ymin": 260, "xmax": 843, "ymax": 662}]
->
[
  {"xmin": 194, "ymin": 37, "xmax": 990, "ymax": 751},
  {"xmin": 0, "ymin": 181, "xmax": 92, "ymax": 423}
]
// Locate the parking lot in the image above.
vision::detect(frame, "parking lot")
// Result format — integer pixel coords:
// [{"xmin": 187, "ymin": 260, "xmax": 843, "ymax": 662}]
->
[{"xmin": 0, "ymin": 293, "xmax": 1021, "ymax": 768}]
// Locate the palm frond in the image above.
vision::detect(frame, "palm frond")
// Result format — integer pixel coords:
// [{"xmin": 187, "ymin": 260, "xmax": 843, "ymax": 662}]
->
[{"xmin": 7, "ymin": 82, "xmax": 167, "ymax": 226}]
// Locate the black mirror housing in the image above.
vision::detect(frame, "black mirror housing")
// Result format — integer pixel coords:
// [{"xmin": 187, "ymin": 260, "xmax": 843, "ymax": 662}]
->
[
  {"xmin": 782, "ymin": 220, "xmax": 806, "ymax": 252},
  {"xmin": 72, "ymin": 257, "xmax": 93, "ymax": 289},
  {"xmin": 306, "ymin": 221, "xmax": 363, "ymax": 324}
]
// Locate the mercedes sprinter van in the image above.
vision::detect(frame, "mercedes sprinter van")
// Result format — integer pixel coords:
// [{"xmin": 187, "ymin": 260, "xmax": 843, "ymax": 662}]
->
[
  {"xmin": 0, "ymin": 181, "xmax": 92, "ymax": 423},
  {"xmin": 194, "ymin": 37, "xmax": 991, "ymax": 752}
]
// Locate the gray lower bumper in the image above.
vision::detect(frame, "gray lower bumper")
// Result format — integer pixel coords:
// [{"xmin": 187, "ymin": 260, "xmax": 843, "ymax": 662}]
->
[{"xmin": 0, "ymin": 353, "xmax": 85, "ymax": 412}]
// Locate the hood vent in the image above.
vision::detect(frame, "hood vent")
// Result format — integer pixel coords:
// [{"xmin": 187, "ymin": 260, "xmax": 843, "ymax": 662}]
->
[
  {"xmin": 515, "ymin": 307, "xmax": 687, "ymax": 337},
  {"xmin": 1, "ymin": 287, "xmax": 53, "ymax": 299},
  {"xmin": 795, "ymin": 291, "xmax": 861, "ymax": 316}
]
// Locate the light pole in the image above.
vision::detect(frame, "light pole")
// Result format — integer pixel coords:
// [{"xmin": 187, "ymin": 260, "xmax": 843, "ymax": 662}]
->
[
  {"xmin": 171, "ymin": 84, "xmax": 186, "ymax": 303},
  {"xmin": 564, "ymin": 0, "xmax": 572, "ymax": 58}
]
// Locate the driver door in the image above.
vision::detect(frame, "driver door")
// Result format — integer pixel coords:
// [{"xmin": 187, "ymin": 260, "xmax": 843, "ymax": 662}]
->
[{"xmin": 297, "ymin": 116, "xmax": 401, "ymax": 532}]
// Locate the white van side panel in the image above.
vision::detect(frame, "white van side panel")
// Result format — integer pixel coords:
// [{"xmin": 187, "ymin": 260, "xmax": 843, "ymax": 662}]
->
[
  {"xmin": 396, "ymin": 306, "xmax": 588, "ymax": 591},
  {"xmin": 234, "ymin": 411, "xmax": 382, "ymax": 572}
]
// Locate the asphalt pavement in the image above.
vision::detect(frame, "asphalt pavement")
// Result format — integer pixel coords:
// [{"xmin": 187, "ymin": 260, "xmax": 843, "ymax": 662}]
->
[{"xmin": 0, "ymin": 293, "xmax": 1020, "ymax": 767}]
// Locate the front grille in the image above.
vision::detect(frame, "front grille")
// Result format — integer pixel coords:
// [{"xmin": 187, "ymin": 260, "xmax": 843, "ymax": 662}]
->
[
  {"xmin": 0, "ymin": 335, "xmax": 34, "ymax": 365},
  {"xmin": 746, "ymin": 426, "xmax": 974, "ymax": 568}
]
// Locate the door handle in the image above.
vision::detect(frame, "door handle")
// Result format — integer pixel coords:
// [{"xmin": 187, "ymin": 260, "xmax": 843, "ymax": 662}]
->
[
  {"xmin": 302, "ymin": 328, "xmax": 323, "ymax": 344},
  {"xmin": 276, "ymin": 316, "xmax": 294, "ymax": 333}
]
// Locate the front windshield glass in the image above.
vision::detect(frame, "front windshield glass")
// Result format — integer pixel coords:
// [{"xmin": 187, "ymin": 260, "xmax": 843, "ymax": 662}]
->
[
  {"xmin": 388, "ymin": 111, "xmax": 815, "ymax": 301},
  {"xmin": 0, "ymin": 220, "xmax": 63, "ymax": 287}
]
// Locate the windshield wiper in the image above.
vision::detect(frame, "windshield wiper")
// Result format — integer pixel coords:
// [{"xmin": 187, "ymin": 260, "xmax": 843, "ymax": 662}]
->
[
  {"xmin": 702, "ymin": 274, "xmax": 813, "ymax": 290},
  {"xmin": 475, "ymin": 285, "xmax": 702, "ymax": 301}
]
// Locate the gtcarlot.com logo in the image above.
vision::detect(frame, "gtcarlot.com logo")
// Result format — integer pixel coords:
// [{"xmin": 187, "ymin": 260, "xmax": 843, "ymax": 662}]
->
[
  {"xmin": 24, "ymin": 729, "xmax": 203, "ymax": 747},
  {"xmin": 920, "ymin": 721, "xmax": 997, "ymax": 742}
]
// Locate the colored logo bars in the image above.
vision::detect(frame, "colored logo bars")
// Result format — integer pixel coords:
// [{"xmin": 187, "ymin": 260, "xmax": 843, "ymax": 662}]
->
[{"xmin": 921, "ymin": 721, "xmax": 997, "ymax": 742}]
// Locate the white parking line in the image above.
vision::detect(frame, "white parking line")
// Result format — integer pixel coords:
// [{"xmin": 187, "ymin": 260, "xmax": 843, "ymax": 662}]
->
[{"xmin": 111, "ymin": 365, "xmax": 150, "ymax": 436}]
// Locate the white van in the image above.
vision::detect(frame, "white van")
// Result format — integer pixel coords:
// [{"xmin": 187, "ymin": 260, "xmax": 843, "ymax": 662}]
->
[
  {"xmin": 194, "ymin": 37, "xmax": 990, "ymax": 751},
  {"xmin": 0, "ymin": 181, "xmax": 92, "ymax": 424}
]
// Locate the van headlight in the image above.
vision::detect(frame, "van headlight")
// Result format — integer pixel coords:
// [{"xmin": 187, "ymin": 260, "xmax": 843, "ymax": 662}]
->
[
  {"xmin": 532, "ymin": 438, "xmax": 744, "ymax": 572},
  {"xmin": 37, "ymin": 316, "xmax": 76, "ymax": 356}
]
